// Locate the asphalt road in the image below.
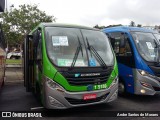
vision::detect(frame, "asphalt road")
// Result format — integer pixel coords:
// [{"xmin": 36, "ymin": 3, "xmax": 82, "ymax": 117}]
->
[{"xmin": 0, "ymin": 68, "xmax": 160, "ymax": 119}]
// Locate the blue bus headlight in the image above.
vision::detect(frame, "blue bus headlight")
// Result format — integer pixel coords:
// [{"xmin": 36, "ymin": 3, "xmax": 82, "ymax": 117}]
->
[
  {"xmin": 138, "ymin": 70, "xmax": 149, "ymax": 76},
  {"xmin": 138, "ymin": 69, "xmax": 156, "ymax": 78},
  {"xmin": 138, "ymin": 69, "xmax": 158, "ymax": 81}
]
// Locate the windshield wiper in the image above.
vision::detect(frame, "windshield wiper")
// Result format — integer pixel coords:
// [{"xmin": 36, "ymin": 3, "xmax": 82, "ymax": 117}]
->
[
  {"xmin": 86, "ymin": 37, "xmax": 107, "ymax": 68},
  {"xmin": 70, "ymin": 36, "xmax": 83, "ymax": 68}
]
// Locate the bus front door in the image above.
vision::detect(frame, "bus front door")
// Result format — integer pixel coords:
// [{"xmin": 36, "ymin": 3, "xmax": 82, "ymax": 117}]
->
[{"xmin": 109, "ymin": 32, "xmax": 135, "ymax": 94}]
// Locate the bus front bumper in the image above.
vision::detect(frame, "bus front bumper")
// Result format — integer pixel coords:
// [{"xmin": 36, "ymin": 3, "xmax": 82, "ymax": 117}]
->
[
  {"xmin": 134, "ymin": 69, "xmax": 160, "ymax": 95},
  {"xmin": 42, "ymin": 78, "xmax": 118, "ymax": 109}
]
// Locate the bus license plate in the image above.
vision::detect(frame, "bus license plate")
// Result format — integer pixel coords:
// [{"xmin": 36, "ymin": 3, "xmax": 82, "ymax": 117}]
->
[{"xmin": 83, "ymin": 94, "xmax": 97, "ymax": 100}]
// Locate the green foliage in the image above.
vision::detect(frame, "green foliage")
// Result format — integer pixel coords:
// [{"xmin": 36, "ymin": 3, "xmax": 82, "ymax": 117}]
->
[
  {"xmin": 105, "ymin": 24, "xmax": 122, "ymax": 28},
  {"xmin": 93, "ymin": 24, "xmax": 106, "ymax": 29},
  {"xmin": 130, "ymin": 21, "xmax": 135, "ymax": 27},
  {"xmin": 137, "ymin": 24, "xmax": 142, "ymax": 27},
  {"xmin": 0, "ymin": 4, "xmax": 56, "ymax": 46},
  {"xmin": 93, "ymin": 24, "xmax": 122, "ymax": 29}
]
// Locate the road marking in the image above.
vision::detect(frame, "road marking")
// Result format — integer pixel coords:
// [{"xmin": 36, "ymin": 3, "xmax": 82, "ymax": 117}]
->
[{"xmin": 31, "ymin": 107, "xmax": 44, "ymax": 110}]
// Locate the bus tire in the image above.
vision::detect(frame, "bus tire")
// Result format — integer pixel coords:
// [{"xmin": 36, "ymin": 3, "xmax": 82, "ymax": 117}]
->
[{"xmin": 118, "ymin": 81, "xmax": 126, "ymax": 95}]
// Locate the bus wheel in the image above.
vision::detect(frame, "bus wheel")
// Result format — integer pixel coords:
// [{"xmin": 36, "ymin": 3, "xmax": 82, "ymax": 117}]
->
[{"xmin": 118, "ymin": 82, "xmax": 125, "ymax": 94}]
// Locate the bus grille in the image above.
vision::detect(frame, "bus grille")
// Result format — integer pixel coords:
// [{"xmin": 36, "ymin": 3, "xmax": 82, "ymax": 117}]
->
[
  {"xmin": 65, "ymin": 93, "xmax": 109, "ymax": 105},
  {"xmin": 61, "ymin": 71, "xmax": 111, "ymax": 86}
]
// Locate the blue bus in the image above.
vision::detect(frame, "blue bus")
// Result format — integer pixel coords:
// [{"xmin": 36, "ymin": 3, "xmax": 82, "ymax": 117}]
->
[{"xmin": 103, "ymin": 26, "xmax": 160, "ymax": 95}]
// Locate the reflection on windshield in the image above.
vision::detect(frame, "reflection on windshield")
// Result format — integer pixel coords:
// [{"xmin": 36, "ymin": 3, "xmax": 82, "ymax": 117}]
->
[
  {"xmin": 82, "ymin": 29, "xmax": 113, "ymax": 67},
  {"xmin": 154, "ymin": 33, "xmax": 160, "ymax": 43},
  {"xmin": 45, "ymin": 27, "xmax": 114, "ymax": 67},
  {"xmin": 132, "ymin": 32, "xmax": 159, "ymax": 62},
  {"xmin": 45, "ymin": 27, "xmax": 87, "ymax": 67}
]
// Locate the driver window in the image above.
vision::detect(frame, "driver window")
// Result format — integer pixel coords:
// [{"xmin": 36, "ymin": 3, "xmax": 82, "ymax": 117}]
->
[{"xmin": 110, "ymin": 32, "xmax": 132, "ymax": 56}]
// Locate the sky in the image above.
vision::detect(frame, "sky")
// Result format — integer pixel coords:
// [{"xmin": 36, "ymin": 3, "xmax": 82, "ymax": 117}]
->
[{"xmin": 6, "ymin": 0, "xmax": 160, "ymax": 27}]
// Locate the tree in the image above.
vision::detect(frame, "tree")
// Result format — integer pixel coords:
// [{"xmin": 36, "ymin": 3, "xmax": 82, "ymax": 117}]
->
[
  {"xmin": 93, "ymin": 24, "xmax": 105, "ymax": 29},
  {"xmin": 106, "ymin": 24, "xmax": 122, "ymax": 28},
  {"xmin": 137, "ymin": 24, "xmax": 142, "ymax": 27},
  {"xmin": 93, "ymin": 24, "xmax": 122, "ymax": 29},
  {"xmin": 0, "ymin": 4, "xmax": 56, "ymax": 48},
  {"xmin": 130, "ymin": 21, "xmax": 135, "ymax": 27},
  {"xmin": 93, "ymin": 24, "xmax": 100, "ymax": 29}
]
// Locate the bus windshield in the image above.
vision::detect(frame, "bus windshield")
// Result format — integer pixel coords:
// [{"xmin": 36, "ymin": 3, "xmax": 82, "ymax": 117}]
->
[
  {"xmin": 45, "ymin": 27, "xmax": 114, "ymax": 67},
  {"xmin": 154, "ymin": 33, "xmax": 160, "ymax": 42},
  {"xmin": 131, "ymin": 32, "xmax": 159, "ymax": 62}
]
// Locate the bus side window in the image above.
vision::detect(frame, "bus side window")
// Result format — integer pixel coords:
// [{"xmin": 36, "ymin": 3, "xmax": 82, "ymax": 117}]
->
[
  {"xmin": 33, "ymin": 29, "xmax": 42, "ymax": 72},
  {"xmin": 110, "ymin": 32, "xmax": 132, "ymax": 57},
  {"xmin": 33, "ymin": 30, "xmax": 42, "ymax": 61},
  {"xmin": 37, "ymin": 32, "xmax": 42, "ymax": 61}
]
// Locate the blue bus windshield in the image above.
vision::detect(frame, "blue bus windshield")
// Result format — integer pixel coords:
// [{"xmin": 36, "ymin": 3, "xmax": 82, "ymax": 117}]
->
[
  {"xmin": 154, "ymin": 33, "xmax": 160, "ymax": 42},
  {"xmin": 131, "ymin": 32, "xmax": 159, "ymax": 62}
]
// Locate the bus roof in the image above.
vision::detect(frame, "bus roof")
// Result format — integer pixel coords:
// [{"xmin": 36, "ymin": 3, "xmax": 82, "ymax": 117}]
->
[
  {"xmin": 29, "ymin": 23, "xmax": 99, "ymax": 34},
  {"xmin": 39, "ymin": 23, "xmax": 98, "ymax": 31},
  {"xmin": 102, "ymin": 26, "xmax": 158, "ymax": 34}
]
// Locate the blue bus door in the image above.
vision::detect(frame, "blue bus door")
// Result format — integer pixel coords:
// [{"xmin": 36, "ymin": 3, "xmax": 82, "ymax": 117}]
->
[{"xmin": 108, "ymin": 32, "xmax": 135, "ymax": 94}]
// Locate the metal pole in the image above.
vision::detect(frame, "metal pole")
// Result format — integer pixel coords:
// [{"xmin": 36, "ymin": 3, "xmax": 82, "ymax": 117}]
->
[{"xmin": 5, "ymin": 0, "xmax": 7, "ymax": 12}]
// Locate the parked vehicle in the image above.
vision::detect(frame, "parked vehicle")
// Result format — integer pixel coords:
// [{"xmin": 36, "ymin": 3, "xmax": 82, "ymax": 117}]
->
[
  {"xmin": 103, "ymin": 26, "xmax": 160, "ymax": 95},
  {"xmin": 24, "ymin": 23, "xmax": 118, "ymax": 109},
  {"xmin": 7, "ymin": 51, "xmax": 22, "ymax": 59}
]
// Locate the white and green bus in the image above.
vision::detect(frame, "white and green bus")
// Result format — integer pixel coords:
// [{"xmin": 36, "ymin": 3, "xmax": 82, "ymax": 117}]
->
[{"xmin": 24, "ymin": 23, "xmax": 118, "ymax": 109}]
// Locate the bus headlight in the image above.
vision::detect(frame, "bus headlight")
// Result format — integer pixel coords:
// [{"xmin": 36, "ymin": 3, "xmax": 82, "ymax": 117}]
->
[
  {"xmin": 138, "ymin": 70, "xmax": 148, "ymax": 76},
  {"xmin": 138, "ymin": 69, "xmax": 155, "ymax": 79},
  {"xmin": 46, "ymin": 77, "xmax": 65, "ymax": 92}
]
